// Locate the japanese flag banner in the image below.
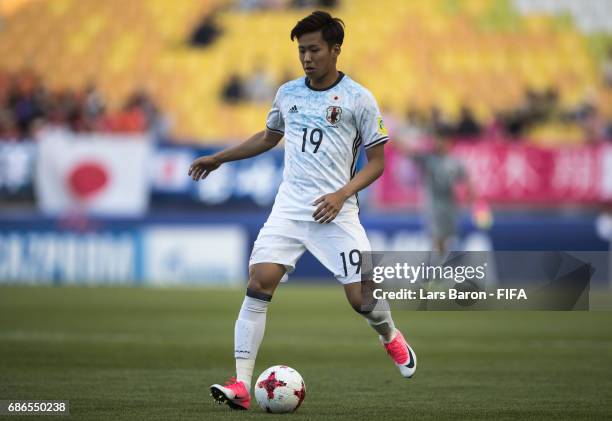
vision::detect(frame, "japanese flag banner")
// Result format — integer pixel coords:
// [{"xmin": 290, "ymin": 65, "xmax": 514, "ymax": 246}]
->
[{"xmin": 35, "ymin": 131, "xmax": 151, "ymax": 216}]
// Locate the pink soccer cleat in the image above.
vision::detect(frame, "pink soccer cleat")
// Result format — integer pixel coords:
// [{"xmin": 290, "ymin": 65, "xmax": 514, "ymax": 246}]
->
[
  {"xmin": 210, "ymin": 377, "xmax": 251, "ymax": 410},
  {"xmin": 383, "ymin": 330, "xmax": 417, "ymax": 378}
]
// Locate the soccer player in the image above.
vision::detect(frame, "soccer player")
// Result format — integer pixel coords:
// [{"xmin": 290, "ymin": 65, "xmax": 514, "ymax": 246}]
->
[
  {"xmin": 404, "ymin": 128, "xmax": 478, "ymax": 253},
  {"xmin": 189, "ymin": 11, "xmax": 416, "ymax": 410}
]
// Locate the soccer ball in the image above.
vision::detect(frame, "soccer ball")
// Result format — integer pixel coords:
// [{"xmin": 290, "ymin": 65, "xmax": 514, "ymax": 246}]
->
[{"xmin": 254, "ymin": 365, "xmax": 306, "ymax": 413}]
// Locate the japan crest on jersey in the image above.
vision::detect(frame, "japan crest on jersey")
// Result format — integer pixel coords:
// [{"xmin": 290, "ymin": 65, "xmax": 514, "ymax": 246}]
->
[{"xmin": 326, "ymin": 106, "xmax": 342, "ymax": 125}]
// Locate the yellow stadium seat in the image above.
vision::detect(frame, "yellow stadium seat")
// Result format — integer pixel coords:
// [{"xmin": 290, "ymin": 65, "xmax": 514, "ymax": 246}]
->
[{"xmin": 0, "ymin": 0, "xmax": 607, "ymax": 143}]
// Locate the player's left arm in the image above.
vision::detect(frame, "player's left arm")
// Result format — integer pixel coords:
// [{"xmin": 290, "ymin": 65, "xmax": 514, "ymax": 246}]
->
[{"xmin": 312, "ymin": 143, "xmax": 385, "ymax": 223}]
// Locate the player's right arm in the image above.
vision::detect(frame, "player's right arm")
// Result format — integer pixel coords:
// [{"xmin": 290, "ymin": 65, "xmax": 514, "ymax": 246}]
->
[
  {"xmin": 189, "ymin": 129, "xmax": 283, "ymax": 181},
  {"xmin": 190, "ymin": 85, "xmax": 286, "ymax": 181}
]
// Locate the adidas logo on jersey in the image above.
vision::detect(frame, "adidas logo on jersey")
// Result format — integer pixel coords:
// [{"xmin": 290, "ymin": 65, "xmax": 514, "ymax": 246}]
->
[{"xmin": 289, "ymin": 105, "xmax": 298, "ymax": 113}]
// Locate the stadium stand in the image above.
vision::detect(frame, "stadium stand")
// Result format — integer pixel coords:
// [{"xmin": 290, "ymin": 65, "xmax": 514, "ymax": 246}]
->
[{"xmin": 0, "ymin": 0, "xmax": 611, "ymax": 142}]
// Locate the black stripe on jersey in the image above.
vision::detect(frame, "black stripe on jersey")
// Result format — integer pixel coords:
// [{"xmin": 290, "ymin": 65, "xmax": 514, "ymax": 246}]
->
[
  {"xmin": 265, "ymin": 125, "xmax": 284, "ymax": 135},
  {"xmin": 350, "ymin": 132, "xmax": 363, "ymax": 210},
  {"xmin": 350, "ymin": 132, "xmax": 362, "ymax": 179},
  {"xmin": 364, "ymin": 136, "xmax": 389, "ymax": 149}
]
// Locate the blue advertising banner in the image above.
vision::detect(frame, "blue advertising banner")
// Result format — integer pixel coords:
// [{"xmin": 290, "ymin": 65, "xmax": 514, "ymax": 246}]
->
[
  {"xmin": 152, "ymin": 145, "xmax": 285, "ymax": 207},
  {"xmin": 0, "ymin": 211, "xmax": 607, "ymax": 285}
]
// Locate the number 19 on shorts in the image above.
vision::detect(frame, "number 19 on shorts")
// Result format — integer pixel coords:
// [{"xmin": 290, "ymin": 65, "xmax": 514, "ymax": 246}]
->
[{"xmin": 340, "ymin": 249, "xmax": 361, "ymax": 277}]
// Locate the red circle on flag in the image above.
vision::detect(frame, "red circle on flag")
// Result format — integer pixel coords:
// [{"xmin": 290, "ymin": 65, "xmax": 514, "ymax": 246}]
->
[{"xmin": 67, "ymin": 161, "xmax": 109, "ymax": 200}]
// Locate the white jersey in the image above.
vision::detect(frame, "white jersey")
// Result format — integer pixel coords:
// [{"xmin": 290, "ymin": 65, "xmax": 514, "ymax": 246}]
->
[{"xmin": 266, "ymin": 72, "xmax": 389, "ymax": 222}]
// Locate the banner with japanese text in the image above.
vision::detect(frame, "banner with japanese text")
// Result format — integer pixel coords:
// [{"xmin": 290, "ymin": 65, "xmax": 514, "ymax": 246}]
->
[{"xmin": 374, "ymin": 143, "xmax": 612, "ymax": 208}]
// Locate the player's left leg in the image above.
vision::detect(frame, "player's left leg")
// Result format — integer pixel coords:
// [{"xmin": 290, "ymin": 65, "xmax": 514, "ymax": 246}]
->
[
  {"xmin": 343, "ymin": 280, "xmax": 395, "ymax": 341},
  {"xmin": 306, "ymin": 219, "xmax": 416, "ymax": 378},
  {"xmin": 344, "ymin": 281, "xmax": 416, "ymax": 378}
]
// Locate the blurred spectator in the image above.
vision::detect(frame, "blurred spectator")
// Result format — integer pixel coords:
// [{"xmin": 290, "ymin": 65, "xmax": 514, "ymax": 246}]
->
[
  {"xmin": 101, "ymin": 90, "xmax": 160, "ymax": 134},
  {"xmin": 123, "ymin": 89, "xmax": 168, "ymax": 137},
  {"xmin": 222, "ymin": 74, "xmax": 246, "ymax": 104},
  {"xmin": 9, "ymin": 70, "xmax": 45, "ymax": 138},
  {"xmin": 575, "ymin": 102, "xmax": 607, "ymax": 142},
  {"xmin": 0, "ymin": 69, "xmax": 165, "ymax": 139},
  {"xmin": 395, "ymin": 108, "xmax": 427, "ymax": 145},
  {"xmin": 189, "ymin": 14, "xmax": 221, "ymax": 48},
  {"xmin": 103, "ymin": 108, "xmax": 146, "ymax": 133},
  {"xmin": 291, "ymin": 0, "xmax": 338, "ymax": 8},
  {"xmin": 83, "ymin": 83, "xmax": 105, "ymax": 122},
  {"xmin": 236, "ymin": 0, "xmax": 285, "ymax": 11},
  {"xmin": 245, "ymin": 67, "xmax": 275, "ymax": 103},
  {"xmin": 605, "ymin": 121, "xmax": 612, "ymax": 140},
  {"xmin": 603, "ymin": 46, "xmax": 612, "ymax": 88},
  {"xmin": 482, "ymin": 112, "xmax": 507, "ymax": 143},
  {"xmin": 430, "ymin": 106, "xmax": 453, "ymax": 137},
  {"xmin": 0, "ymin": 109, "xmax": 18, "ymax": 141},
  {"xmin": 498, "ymin": 87, "xmax": 561, "ymax": 139},
  {"xmin": 454, "ymin": 106, "xmax": 482, "ymax": 138},
  {"xmin": 319, "ymin": 0, "xmax": 339, "ymax": 7},
  {"xmin": 126, "ymin": 90, "xmax": 158, "ymax": 127}
]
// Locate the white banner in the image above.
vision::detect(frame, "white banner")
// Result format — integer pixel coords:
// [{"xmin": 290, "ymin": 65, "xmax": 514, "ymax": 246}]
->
[
  {"xmin": 35, "ymin": 131, "xmax": 151, "ymax": 216},
  {"xmin": 143, "ymin": 226, "xmax": 247, "ymax": 285},
  {"xmin": 0, "ymin": 143, "xmax": 35, "ymax": 194}
]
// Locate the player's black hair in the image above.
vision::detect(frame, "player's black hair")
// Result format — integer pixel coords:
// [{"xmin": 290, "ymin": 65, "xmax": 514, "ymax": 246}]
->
[{"xmin": 290, "ymin": 11, "xmax": 344, "ymax": 48}]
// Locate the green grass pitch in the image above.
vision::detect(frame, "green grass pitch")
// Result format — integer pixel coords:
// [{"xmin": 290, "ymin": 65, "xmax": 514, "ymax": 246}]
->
[{"xmin": 1, "ymin": 285, "xmax": 611, "ymax": 420}]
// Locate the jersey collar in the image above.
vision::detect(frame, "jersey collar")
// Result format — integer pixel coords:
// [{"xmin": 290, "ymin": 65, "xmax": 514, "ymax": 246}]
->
[{"xmin": 305, "ymin": 71, "xmax": 345, "ymax": 91}]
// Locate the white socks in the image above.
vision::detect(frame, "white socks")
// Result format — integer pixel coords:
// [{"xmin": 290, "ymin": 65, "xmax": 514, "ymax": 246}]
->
[
  {"xmin": 235, "ymin": 359, "xmax": 256, "ymax": 390},
  {"xmin": 233, "ymin": 292, "xmax": 395, "ymax": 392},
  {"xmin": 361, "ymin": 300, "xmax": 397, "ymax": 343},
  {"xmin": 234, "ymin": 290, "xmax": 271, "ymax": 390}
]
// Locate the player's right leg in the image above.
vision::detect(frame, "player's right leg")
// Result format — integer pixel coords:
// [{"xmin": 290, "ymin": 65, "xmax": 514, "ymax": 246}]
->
[
  {"xmin": 210, "ymin": 263, "xmax": 285, "ymax": 410},
  {"xmin": 211, "ymin": 216, "xmax": 306, "ymax": 410}
]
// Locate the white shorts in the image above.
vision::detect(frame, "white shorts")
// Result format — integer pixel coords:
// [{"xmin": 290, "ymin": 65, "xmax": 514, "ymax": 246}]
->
[{"xmin": 249, "ymin": 216, "xmax": 371, "ymax": 284}]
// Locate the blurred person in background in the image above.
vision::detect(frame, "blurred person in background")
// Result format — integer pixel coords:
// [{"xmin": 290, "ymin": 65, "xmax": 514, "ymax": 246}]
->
[
  {"xmin": 236, "ymin": 0, "xmax": 285, "ymax": 11},
  {"xmin": 429, "ymin": 106, "xmax": 453, "ymax": 136},
  {"xmin": 395, "ymin": 107, "xmax": 428, "ymax": 143},
  {"xmin": 399, "ymin": 127, "xmax": 478, "ymax": 253},
  {"xmin": 189, "ymin": 13, "xmax": 222, "ymax": 48},
  {"xmin": 0, "ymin": 109, "xmax": 18, "ymax": 141},
  {"xmin": 570, "ymin": 89, "xmax": 611, "ymax": 142},
  {"xmin": 0, "ymin": 69, "xmax": 161, "ymax": 137},
  {"xmin": 603, "ymin": 45, "xmax": 612, "ymax": 88},
  {"xmin": 222, "ymin": 73, "xmax": 246, "ymax": 104},
  {"xmin": 291, "ymin": 0, "xmax": 339, "ymax": 9},
  {"xmin": 82, "ymin": 82, "xmax": 106, "ymax": 129},
  {"xmin": 9, "ymin": 70, "xmax": 45, "ymax": 139},
  {"xmin": 245, "ymin": 67, "xmax": 275, "ymax": 103},
  {"xmin": 123, "ymin": 89, "xmax": 167, "ymax": 137},
  {"xmin": 454, "ymin": 105, "xmax": 482, "ymax": 139}
]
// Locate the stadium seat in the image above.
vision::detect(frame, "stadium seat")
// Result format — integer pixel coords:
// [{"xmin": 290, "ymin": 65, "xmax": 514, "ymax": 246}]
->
[{"xmin": 0, "ymin": 0, "xmax": 609, "ymax": 143}]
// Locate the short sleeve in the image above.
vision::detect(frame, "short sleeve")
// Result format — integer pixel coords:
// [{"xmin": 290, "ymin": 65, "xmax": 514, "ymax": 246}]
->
[
  {"xmin": 358, "ymin": 90, "xmax": 389, "ymax": 149},
  {"xmin": 265, "ymin": 89, "xmax": 285, "ymax": 134}
]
